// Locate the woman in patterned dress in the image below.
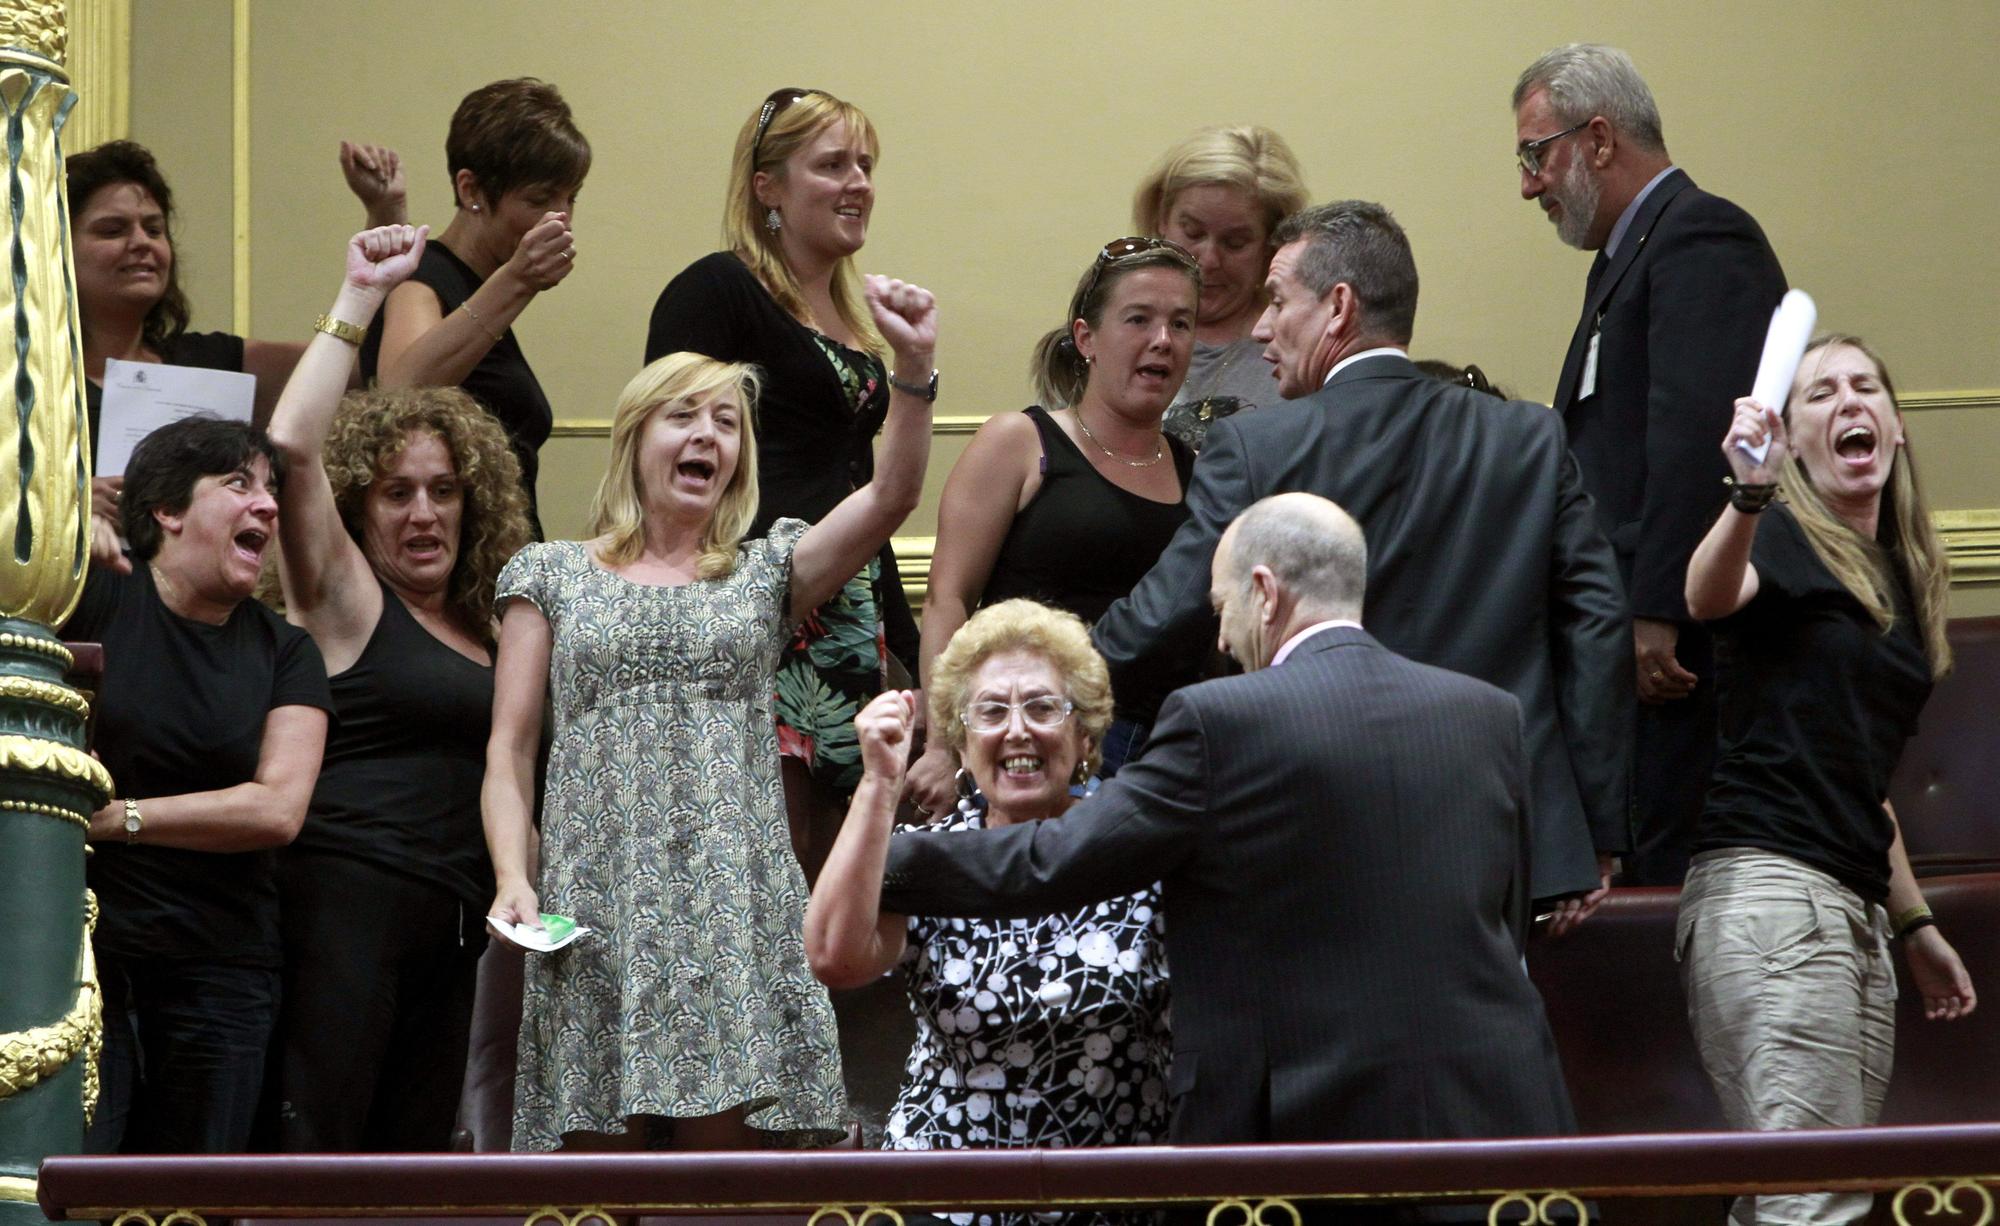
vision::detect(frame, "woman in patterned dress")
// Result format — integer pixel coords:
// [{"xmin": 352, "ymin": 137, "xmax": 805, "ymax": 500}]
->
[
  {"xmin": 482, "ymin": 272, "xmax": 936, "ymax": 1151},
  {"xmin": 807, "ymin": 600, "xmax": 1171, "ymax": 1220},
  {"xmin": 645, "ymin": 88, "xmax": 925, "ymax": 872}
]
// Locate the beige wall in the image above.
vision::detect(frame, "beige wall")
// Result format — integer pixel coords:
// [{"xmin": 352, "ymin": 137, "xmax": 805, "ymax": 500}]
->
[{"xmin": 127, "ymin": 0, "xmax": 1999, "ymax": 607}]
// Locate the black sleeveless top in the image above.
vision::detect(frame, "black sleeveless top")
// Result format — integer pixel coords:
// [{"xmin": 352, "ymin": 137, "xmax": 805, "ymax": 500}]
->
[
  {"xmin": 982, "ymin": 405, "xmax": 1195, "ymax": 629},
  {"xmin": 360, "ymin": 241, "xmax": 553, "ymax": 536},
  {"xmin": 290, "ymin": 578, "xmax": 495, "ymax": 908}
]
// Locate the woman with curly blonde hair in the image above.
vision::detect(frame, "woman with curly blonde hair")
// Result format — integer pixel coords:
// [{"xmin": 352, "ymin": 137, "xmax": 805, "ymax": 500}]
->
[{"xmin": 263, "ymin": 224, "xmax": 534, "ymax": 1151}]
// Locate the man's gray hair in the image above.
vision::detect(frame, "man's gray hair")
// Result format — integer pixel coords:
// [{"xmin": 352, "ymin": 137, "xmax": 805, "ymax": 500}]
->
[
  {"xmin": 1269, "ymin": 200, "xmax": 1418, "ymax": 344},
  {"xmin": 1513, "ymin": 43, "xmax": 1666, "ymax": 154},
  {"xmin": 1226, "ymin": 493, "xmax": 1368, "ymax": 620}
]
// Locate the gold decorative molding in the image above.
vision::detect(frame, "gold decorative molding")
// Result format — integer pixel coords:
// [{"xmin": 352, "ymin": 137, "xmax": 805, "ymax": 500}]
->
[
  {"xmin": 1903, "ymin": 390, "xmax": 2000, "ymax": 413},
  {"xmin": 523, "ymin": 1208, "xmax": 616, "ymax": 1226},
  {"xmin": 0, "ymin": 1175, "xmax": 38, "ymax": 1204},
  {"xmin": 1891, "ymin": 1179, "xmax": 1994, "ymax": 1226},
  {"xmin": 0, "ymin": 632, "xmax": 73, "ymax": 669},
  {"xmin": 110, "ymin": 1212, "xmax": 209, "ymax": 1226},
  {"xmin": 1938, "ymin": 510, "xmax": 2000, "ymax": 585},
  {"xmin": 1208, "ymin": 1197, "xmax": 1303, "ymax": 1226},
  {"xmin": 0, "ymin": 893, "xmax": 100, "ymax": 1116},
  {"xmin": 0, "ymin": 734, "xmax": 114, "ymax": 797},
  {"xmin": 1488, "ymin": 1191, "xmax": 1590, "ymax": 1225},
  {"xmin": 807, "ymin": 1207, "xmax": 905, "ymax": 1226},
  {"xmin": 229, "ymin": 0, "xmax": 249, "ymax": 335},
  {"xmin": 0, "ymin": 4, "xmax": 65, "ymax": 64},
  {"xmin": 0, "ymin": 674, "xmax": 89, "ymax": 717},
  {"xmin": 64, "ymin": 0, "xmax": 129, "ymax": 150}
]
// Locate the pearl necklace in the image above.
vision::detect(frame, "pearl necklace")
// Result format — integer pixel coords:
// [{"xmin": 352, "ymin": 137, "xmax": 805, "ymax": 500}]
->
[{"xmin": 1075, "ymin": 408, "xmax": 1166, "ymax": 468}]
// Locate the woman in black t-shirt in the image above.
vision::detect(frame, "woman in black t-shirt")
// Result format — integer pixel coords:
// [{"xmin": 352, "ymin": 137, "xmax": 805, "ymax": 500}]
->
[
  {"xmin": 1682, "ymin": 334, "xmax": 1974, "ymax": 1225},
  {"xmin": 266, "ymin": 225, "xmax": 534, "ymax": 1151},
  {"xmin": 65, "ymin": 416, "xmax": 333, "ymax": 1155},
  {"xmin": 645, "ymin": 88, "xmax": 929, "ymax": 866},
  {"xmin": 906, "ymin": 240, "xmax": 1199, "ymax": 813},
  {"xmin": 68, "ymin": 141, "xmax": 397, "ymax": 573},
  {"xmin": 365, "ymin": 78, "xmax": 591, "ymax": 539}
]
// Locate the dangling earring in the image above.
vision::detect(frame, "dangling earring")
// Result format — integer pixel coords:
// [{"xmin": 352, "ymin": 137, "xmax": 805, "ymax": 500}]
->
[
  {"xmin": 1071, "ymin": 759, "xmax": 1092, "ymax": 787},
  {"xmin": 765, "ymin": 207, "xmax": 782, "ymax": 233}
]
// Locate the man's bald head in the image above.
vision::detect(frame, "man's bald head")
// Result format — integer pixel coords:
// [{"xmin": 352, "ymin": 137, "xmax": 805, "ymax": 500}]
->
[{"xmin": 1217, "ymin": 493, "xmax": 1369, "ymax": 626}]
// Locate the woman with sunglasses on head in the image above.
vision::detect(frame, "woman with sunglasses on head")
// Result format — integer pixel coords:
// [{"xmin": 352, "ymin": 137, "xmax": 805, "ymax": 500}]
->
[
  {"xmin": 904, "ymin": 239, "xmax": 1198, "ymax": 815},
  {"xmin": 1681, "ymin": 334, "xmax": 1975, "ymax": 1226},
  {"xmin": 807, "ymin": 600, "xmax": 1170, "ymax": 1199},
  {"xmin": 363, "ymin": 78, "xmax": 590, "ymax": 539},
  {"xmin": 645, "ymin": 88, "xmax": 928, "ymax": 871},
  {"xmin": 1132, "ymin": 125, "xmax": 1309, "ymax": 450}
]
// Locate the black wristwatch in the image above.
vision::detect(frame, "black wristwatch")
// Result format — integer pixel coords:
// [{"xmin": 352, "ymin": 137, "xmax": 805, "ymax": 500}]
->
[{"xmin": 889, "ymin": 369, "xmax": 939, "ymax": 402}]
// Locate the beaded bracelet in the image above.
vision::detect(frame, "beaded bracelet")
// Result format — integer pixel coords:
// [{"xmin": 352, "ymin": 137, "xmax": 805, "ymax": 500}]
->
[{"xmin": 1724, "ymin": 476, "xmax": 1778, "ymax": 514}]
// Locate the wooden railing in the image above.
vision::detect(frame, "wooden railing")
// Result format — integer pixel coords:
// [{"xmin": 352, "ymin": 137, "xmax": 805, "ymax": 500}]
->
[{"xmin": 35, "ymin": 1124, "xmax": 2000, "ymax": 1225}]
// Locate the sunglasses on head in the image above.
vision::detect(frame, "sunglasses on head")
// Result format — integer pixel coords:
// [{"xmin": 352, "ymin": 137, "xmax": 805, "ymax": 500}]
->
[
  {"xmin": 752, "ymin": 87, "xmax": 821, "ymax": 164},
  {"xmin": 1076, "ymin": 236, "xmax": 1198, "ymax": 311}
]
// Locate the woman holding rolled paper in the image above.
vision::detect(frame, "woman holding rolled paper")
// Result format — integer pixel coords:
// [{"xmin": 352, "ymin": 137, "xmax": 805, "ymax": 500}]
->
[{"xmin": 1681, "ymin": 334, "xmax": 1975, "ymax": 1226}]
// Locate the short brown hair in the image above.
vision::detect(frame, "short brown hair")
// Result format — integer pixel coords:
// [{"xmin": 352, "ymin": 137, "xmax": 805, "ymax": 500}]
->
[
  {"xmin": 446, "ymin": 78, "xmax": 591, "ymax": 207},
  {"xmin": 67, "ymin": 140, "xmax": 190, "ymax": 354}
]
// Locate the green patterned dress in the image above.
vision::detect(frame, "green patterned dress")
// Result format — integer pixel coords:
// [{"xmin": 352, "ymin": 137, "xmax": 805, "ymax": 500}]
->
[{"xmin": 499, "ymin": 522, "xmax": 847, "ymax": 1150}]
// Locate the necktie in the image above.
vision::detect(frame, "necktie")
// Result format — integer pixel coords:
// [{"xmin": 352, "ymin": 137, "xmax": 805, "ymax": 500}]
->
[{"xmin": 1585, "ymin": 250, "xmax": 1609, "ymax": 295}]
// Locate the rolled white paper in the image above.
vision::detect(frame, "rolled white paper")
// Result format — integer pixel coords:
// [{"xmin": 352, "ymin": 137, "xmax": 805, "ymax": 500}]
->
[{"xmin": 1740, "ymin": 289, "xmax": 1817, "ymax": 465}]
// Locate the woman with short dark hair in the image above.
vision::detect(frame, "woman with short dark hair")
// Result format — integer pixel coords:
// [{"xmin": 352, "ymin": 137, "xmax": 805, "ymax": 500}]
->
[
  {"xmin": 363, "ymin": 77, "xmax": 591, "ymax": 536},
  {"xmin": 67, "ymin": 415, "xmax": 333, "ymax": 1154}
]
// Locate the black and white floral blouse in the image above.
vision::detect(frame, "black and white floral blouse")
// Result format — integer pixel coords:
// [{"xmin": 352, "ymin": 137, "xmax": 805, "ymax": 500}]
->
[{"xmin": 885, "ymin": 798, "xmax": 1172, "ymax": 1224}]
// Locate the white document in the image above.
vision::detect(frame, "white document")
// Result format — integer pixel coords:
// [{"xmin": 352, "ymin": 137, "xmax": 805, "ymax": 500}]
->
[
  {"xmin": 1739, "ymin": 290, "xmax": 1818, "ymax": 466},
  {"xmin": 487, "ymin": 914, "xmax": 592, "ymax": 953},
  {"xmin": 96, "ymin": 359, "xmax": 256, "ymax": 477}
]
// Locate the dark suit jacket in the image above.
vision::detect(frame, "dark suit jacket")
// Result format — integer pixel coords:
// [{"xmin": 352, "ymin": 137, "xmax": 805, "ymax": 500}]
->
[
  {"xmin": 881, "ymin": 628, "xmax": 1578, "ymax": 1145},
  {"xmin": 1553, "ymin": 169, "xmax": 1787, "ymax": 622},
  {"xmin": 1092, "ymin": 353, "xmax": 1630, "ymax": 898}
]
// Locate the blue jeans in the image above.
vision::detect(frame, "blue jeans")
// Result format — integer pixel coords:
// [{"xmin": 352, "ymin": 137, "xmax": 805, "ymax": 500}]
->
[{"xmin": 87, "ymin": 953, "xmax": 280, "ymax": 1154}]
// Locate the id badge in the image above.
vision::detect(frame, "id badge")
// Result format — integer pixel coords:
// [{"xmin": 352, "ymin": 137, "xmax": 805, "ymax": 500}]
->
[{"xmin": 1579, "ymin": 327, "xmax": 1601, "ymax": 401}]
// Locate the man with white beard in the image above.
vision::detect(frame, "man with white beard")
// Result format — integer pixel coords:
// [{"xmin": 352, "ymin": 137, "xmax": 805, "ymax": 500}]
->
[{"xmin": 1514, "ymin": 43, "xmax": 1786, "ymax": 886}]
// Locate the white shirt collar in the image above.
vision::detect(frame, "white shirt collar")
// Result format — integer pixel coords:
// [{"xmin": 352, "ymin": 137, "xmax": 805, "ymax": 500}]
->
[
  {"xmin": 1321, "ymin": 346, "xmax": 1408, "ymax": 388},
  {"xmin": 1270, "ymin": 619, "xmax": 1364, "ymax": 667}
]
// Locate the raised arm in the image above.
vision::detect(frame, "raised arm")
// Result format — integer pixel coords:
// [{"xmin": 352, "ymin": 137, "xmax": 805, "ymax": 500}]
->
[
  {"xmin": 340, "ymin": 140, "xmax": 408, "ymax": 228},
  {"xmin": 1686, "ymin": 397, "xmax": 1787, "ymax": 621},
  {"xmin": 377, "ymin": 212, "xmax": 574, "ymax": 392},
  {"xmin": 905, "ymin": 413, "xmax": 1039, "ymax": 814},
  {"xmin": 484, "ymin": 595, "xmax": 553, "ymax": 931},
  {"xmin": 805, "ymin": 690, "xmax": 917, "ymax": 987},
  {"xmin": 790, "ymin": 276, "xmax": 937, "ymax": 618},
  {"xmin": 86, "ymin": 704, "xmax": 327, "ymax": 851},
  {"xmin": 271, "ymin": 225, "xmax": 428, "ymax": 659}
]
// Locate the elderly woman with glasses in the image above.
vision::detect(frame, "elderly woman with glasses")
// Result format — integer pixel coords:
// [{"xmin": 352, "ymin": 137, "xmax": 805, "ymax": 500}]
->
[
  {"xmin": 645, "ymin": 88, "xmax": 929, "ymax": 873},
  {"xmin": 1132, "ymin": 125, "xmax": 1309, "ymax": 450},
  {"xmin": 807, "ymin": 600, "xmax": 1171, "ymax": 1192},
  {"xmin": 905, "ymin": 239, "xmax": 1199, "ymax": 814}
]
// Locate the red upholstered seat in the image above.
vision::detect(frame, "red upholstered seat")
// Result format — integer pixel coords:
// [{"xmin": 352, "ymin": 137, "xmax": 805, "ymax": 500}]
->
[{"xmin": 1888, "ymin": 616, "xmax": 2000, "ymax": 875}]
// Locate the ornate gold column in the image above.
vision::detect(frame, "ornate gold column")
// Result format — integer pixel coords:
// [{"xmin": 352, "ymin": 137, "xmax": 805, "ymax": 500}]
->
[{"xmin": 0, "ymin": 5, "xmax": 115, "ymax": 1222}]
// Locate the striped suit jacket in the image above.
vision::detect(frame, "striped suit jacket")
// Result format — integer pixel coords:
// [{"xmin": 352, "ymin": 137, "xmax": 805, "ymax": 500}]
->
[{"xmin": 880, "ymin": 627, "xmax": 1578, "ymax": 1145}]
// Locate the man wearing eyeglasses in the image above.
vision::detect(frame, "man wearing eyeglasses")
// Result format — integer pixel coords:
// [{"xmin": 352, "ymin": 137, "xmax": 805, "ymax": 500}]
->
[{"xmin": 1514, "ymin": 44, "xmax": 1786, "ymax": 887}]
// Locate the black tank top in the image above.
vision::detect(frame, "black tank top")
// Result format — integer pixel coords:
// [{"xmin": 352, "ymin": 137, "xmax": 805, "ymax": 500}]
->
[
  {"xmin": 291, "ymin": 578, "xmax": 495, "ymax": 907},
  {"xmin": 982, "ymin": 405, "xmax": 1195, "ymax": 628}
]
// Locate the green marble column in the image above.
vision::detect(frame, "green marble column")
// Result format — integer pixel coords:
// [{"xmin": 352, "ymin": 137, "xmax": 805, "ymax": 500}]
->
[{"xmin": 0, "ymin": 6, "xmax": 115, "ymax": 1222}]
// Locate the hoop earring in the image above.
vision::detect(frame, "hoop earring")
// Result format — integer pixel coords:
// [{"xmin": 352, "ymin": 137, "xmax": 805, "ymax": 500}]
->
[
  {"xmin": 765, "ymin": 207, "xmax": 782, "ymax": 233},
  {"xmin": 954, "ymin": 767, "xmax": 976, "ymax": 801}
]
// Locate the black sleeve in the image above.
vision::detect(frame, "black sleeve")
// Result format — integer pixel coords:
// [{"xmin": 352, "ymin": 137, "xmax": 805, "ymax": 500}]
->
[
  {"xmin": 57, "ymin": 565, "xmax": 124, "ymax": 641},
  {"xmin": 269, "ymin": 625, "xmax": 335, "ymax": 715},
  {"xmin": 164, "ymin": 330, "xmax": 248, "ymax": 374},
  {"xmin": 1630, "ymin": 198, "xmax": 1787, "ymax": 622},
  {"xmin": 881, "ymin": 688, "xmax": 1212, "ymax": 918},
  {"xmin": 1092, "ymin": 414, "xmax": 1255, "ymax": 720},
  {"xmin": 645, "ymin": 254, "xmax": 753, "ymax": 365},
  {"xmin": 1745, "ymin": 507, "xmax": 1814, "ymax": 606},
  {"xmin": 1546, "ymin": 442, "xmax": 1634, "ymax": 853}
]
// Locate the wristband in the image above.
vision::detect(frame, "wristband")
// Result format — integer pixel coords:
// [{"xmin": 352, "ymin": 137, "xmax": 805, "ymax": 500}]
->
[
  {"xmin": 888, "ymin": 369, "xmax": 939, "ymax": 402},
  {"xmin": 1897, "ymin": 916, "xmax": 1938, "ymax": 941},
  {"xmin": 313, "ymin": 314, "xmax": 368, "ymax": 346},
  {"xmin": 1724, "ymin": 476, "xmax": 1778, "ymax": 514},
  {"xmin": 1893, "ymin": 903, "xmax": 1935, "ymax": 938}
]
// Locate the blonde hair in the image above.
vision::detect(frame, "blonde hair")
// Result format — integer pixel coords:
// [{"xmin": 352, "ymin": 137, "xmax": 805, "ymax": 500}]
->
[
  {"xmin": 1131, "ymin": 124, "xmax": 1311, "ymax": 238},
  {"xmin": 927, "ymin": 600, "xmax": 1115, "ymax": 777},
  {"xmin": 588, "ymin": 353, "xmax": 763, "ymax": 579},
  {"xmin": 1778, "ymin": 335, "xmax": 1951, "ymax": 679},
  {"xmin": 723, "ymin": 89, "xmax": 887, "ymax": 362}
]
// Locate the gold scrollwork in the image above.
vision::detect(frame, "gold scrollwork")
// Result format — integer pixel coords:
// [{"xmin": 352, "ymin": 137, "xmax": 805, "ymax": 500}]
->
[
  {"xmin": 0, "ymin": 891, "xmax": 100, "ymax": 1117},
  {"xmin": 1207, "ymin": 1197, "xmax": 1303, "ymax": 1226},
  {"xmin": 1892, "ymin": 1179, "xmax": 1996, "ymax": 1226},
  {"xmin": 0, "ymin": 733, "xmax": 113, "ymax": 797},
  {"xmin": 808, "ymin": 1206, "xmax": 907, "ymax": 1226},
  {"xmin": 1488, "ymin": 1190, "xmax": 1589, "ymax": 1226},
  {"xmin": 0, "ymin": 673, "xmax": 90, "ymax": 716},
  {"xmin": 523, "ymin": 1208, "xmax": 619, "ymax": 1226},
  {"xmin": 109, "ymin": 1212, "xmax": 209, "ymax": 1226}
]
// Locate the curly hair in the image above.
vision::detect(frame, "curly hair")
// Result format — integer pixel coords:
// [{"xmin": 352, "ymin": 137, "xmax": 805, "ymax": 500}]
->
[
  {"xmin": 323, "ymin": 386, "xmax": 532, "ymax": 637},
  {"xmin": 927, "ymin": 599, "xmax": 1115, "ymax": 778}
]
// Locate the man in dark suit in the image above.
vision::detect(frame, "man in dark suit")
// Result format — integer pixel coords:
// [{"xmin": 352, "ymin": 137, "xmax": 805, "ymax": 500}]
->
[
  {"xmin": 1091, "ymin": 201, "xmax": 1629, "ymax": 917},
  {"xmin": 1514, "ymin": 44, "xmax": 1787, "ymax": 884},
  {"xmin": 881, "ymin": 493, "xmax": 1577, "ymax": 1155}
]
